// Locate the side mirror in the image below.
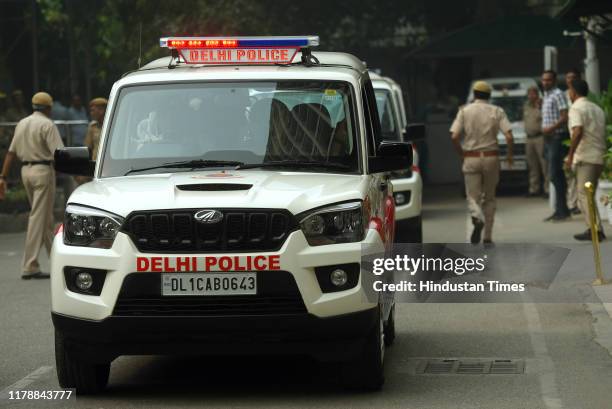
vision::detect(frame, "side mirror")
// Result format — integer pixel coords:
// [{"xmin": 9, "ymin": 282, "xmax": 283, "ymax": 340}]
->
[
  {"xmin": 54, "ymin": 147, "xmax": 95, "ymax": 177},
  {"xmin": 403, "ymin": 123, "xmax": 426, "ymax": 141},
  {"xmin": 377, "ymin": 141, "xmax": 412, "ymax": 157},
  {"xmin": 369, "ymin": 141, "xmax": 413, "ymax": 173}
]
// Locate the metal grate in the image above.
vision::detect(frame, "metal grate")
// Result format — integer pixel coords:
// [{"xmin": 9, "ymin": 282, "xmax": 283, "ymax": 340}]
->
[
  {"xmin": 490, "ymin": 359, "xmax": 525, "ymax": 374},
  {"xmin": 113, "ymin": 295, "xmax": 307, "ymax": 317},
  {"xmin": 417, "ymin": 359, "xmax": 524, "ymax": 375}
]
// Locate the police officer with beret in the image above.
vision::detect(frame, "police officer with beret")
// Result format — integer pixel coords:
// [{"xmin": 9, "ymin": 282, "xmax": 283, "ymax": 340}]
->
[
  {"xmin": 0, "ymin": 92, "xmax": 64, "ymax": 279},
  {"xmin": 75, "ymin": 97, "xmax": 107, "ymax": 185},
  {"xmin": 84, "ymin": 97, "xmax": 107, "ymax": 160},
  {"xmin": 450, "ymin": 81, "xmax": 514, "ymax": 244}
]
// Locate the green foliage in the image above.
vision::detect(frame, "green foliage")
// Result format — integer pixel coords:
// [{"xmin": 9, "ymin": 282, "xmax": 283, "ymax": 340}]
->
[
  {"xmin": 589, "ymin": 81, "xmax": 612, "ymax": 180},
  {"xmin": 5, "ymin": 185, "xmax": 27, "ymax": 203},
  {"xmin": 33, "ymin": 0, "xmax": 426, "ymax": 98},
  {"xmin": 34, "ymin": 0, "xmax": 528, "ymax": 99}
]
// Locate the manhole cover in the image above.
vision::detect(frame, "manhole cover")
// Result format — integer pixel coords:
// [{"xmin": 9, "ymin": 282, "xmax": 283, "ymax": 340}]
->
[{"xmin": 417, "ymin": 359, "xmax": 524, "ymax": 375}]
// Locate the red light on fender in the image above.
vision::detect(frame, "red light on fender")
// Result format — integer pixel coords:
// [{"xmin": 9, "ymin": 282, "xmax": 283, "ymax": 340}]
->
[
  {"xmin": 54, "ymin": 223, "xmax": 64, "ymax": 236},
  {"xmin": 411, "ymin": 165, "xmax": 420, "ymax": 173},
  {"xmin": 369, "ymin": 217, "xmax": 385, "ymax": 241}
]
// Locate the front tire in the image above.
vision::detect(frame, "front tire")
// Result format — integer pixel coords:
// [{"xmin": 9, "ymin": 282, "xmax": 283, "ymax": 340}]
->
[
  {"xmin": 384, "ymin": 303, "xmax": 396, "ymax": 347},
  {"xmin": 395, "ymin": 216, "xmax": 423, "ymax": 244},
  {"xmin": 55, "ymin": 330, "xmax": 110, "ymax": 394},
  {"xmin": 341, "ymin": 306, "xmax": 385, "ymax": 391},
  {"xmin": 407, "ymin": 216, "xmax": 423, "ymax": 243}
]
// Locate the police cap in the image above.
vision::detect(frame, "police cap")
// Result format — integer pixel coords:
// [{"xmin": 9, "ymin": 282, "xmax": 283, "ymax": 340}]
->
[
  {"xmin": 89, "ymin": 97, "xmax": 108, "ymax": 107},
  {"xmin": 31, "ymin": 92, "xmax": 53, "ymax": 107},
  {"xmin": 472, "ymin": 81, "xmax": 492, "ymax": 94}
]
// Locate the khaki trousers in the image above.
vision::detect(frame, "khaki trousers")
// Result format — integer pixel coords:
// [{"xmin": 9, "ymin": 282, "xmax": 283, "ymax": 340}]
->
[
  {"xmin": 567, "ymin": 175, "xmax": 577, "ymax": 209},
  {"xmin": 21, "ymin": 164, "xmax": 55, "ymax": 275},
  {"xmin": 575, "ymin": 162, "xmax": 604, "ymax": 230},
  {"xmin": 526, "ymin": 136, "xmax": 548, "ymax": 194},
  {"xmin": 463, "ymin": 156, "xmax": 499, "ymax": 241}
]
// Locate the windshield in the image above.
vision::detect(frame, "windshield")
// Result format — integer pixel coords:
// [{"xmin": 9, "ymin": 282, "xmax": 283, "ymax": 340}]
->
[
  {"xmin": 374, "ymin": 89, "xmax": 401, "ymax": 141},
  {"xmin": 100, "ymin": 81, "xmax": 358, "ymax": 177},
  {"xmin": 491, "ymin": 96, "xmax": 525, "ymax": 123}
]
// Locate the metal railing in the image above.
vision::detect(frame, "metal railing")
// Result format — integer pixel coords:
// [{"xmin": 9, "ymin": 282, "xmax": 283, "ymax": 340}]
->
[
  {"xmin": 0, "ymin": 119, "xmax": 90, "ymax": 147},
  {"xmin": 0, "ymin": 120, "xmax": 91, "ymax": 208}
]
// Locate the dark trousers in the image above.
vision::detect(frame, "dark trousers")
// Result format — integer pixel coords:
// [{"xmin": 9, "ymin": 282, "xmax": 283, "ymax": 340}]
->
[{"xmin": 545, "ymin": 134, "xmax": 570, "ymax": 216}]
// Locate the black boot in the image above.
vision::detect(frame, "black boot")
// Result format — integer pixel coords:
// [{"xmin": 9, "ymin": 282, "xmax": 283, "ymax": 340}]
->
[
  {"xmin": 573, "ymin": 229, "xmax": 607, "ymax": 241},
  {"xmin": 471, "ymin": 217, "xmax": 484, "ymax": 244}
]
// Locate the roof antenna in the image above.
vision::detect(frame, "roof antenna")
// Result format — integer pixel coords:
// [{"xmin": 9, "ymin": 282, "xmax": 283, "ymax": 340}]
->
[{"xmin": 137, "ymin": 22, "xmax": 143, "ymax": 68}]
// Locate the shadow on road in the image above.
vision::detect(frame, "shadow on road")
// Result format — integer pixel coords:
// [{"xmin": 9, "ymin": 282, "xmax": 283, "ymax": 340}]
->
[{"xmin": 96, "ymin": 354, "xmax": 356, "ymax": 399}]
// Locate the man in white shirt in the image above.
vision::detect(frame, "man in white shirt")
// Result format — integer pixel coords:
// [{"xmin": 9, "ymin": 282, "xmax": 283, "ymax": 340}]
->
[
  {"xmin": 565, "ymin": 79, "xmax": 607, "ymax": 241},
  {"xmin": 564, "ymin": 69, "xmax": 581, "ymax": 214}
]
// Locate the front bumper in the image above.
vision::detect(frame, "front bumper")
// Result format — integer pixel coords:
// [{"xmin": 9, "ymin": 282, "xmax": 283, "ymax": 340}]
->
[
  {"xmin": 52, "ymin": 307, "xmax": 378, "ymax": 362},
  {"xmin": 51, "ymin": 229, "xmax": 384, "ymax": 321}
]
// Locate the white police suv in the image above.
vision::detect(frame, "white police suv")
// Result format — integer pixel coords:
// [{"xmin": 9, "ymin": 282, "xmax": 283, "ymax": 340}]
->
[{"xmin": 51, "ymin": 36, "xmax": 419, "ymax": 393}]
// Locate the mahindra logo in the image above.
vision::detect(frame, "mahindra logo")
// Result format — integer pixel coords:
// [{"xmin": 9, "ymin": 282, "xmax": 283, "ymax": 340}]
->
[{"xmin": 194, "ymin": 209, "xmax": 223, "ymax": 224}]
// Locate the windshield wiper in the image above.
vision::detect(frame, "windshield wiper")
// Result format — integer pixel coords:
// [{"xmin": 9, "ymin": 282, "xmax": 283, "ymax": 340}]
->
[
  {"xmin": 125, "ymin": 159, "xmax": 244, "ymax": 176},
  {"xmin": 236, "ymin": 160, "xmax": 352, "ymax": 171}
]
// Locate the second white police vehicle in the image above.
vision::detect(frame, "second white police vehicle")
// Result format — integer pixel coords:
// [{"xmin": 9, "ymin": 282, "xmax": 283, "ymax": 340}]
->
[
  {"xmin": 51, "ymin": 36, "xmax": 424, "ymax": 393},
  {"xmin": 370, "ymin": 72, "xmax": 423, "ymax": 242}
]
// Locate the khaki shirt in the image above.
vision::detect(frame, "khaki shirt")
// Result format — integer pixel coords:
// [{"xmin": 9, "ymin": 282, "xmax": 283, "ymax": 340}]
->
[
  {"xmin": 568, "ymin": 97, "xmax": 607, "ymax": 165},
  {"xmin": 84, "ymin": 120, "xmax": 102, "ymax": 159},
  {"xmin": 450, "ymin": 99, "xmax": 512, "ymax": 151},
  {"xmin": 523, "ymin": 101, "xmax": 542, "ymax": 137},
  {"xmin": 8, "ymin": 111, "xmax": 64, "ymax": 161}
]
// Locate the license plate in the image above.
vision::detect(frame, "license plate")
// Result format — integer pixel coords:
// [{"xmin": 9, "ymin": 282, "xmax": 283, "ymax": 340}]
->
[
  {"xmin": 501, "ymin": 160, "xmax": 527, "ymax": 170},
  {"xmin": 162, "ymin": 273, "xmax": 256, "ymax": 296}
]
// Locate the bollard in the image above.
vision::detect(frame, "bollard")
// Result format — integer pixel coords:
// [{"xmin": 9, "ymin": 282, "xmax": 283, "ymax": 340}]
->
[{"xmin": 585, "ymin": 182, "xmax": 609, "ymax": 286}]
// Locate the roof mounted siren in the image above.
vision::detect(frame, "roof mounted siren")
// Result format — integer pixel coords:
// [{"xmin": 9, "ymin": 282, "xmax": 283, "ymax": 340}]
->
[{"xmin": 159, "ymin": 36, "xmax": 320, "ymax": 68}]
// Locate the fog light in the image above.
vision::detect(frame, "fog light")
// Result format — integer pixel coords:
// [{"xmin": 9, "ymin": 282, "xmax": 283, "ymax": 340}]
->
[
  {"xmin": 75, "ymin": 271, "xmax": 93, "ymax": 291},
  {"xmin": 394, "ymin": 193, "xmax": 406, "ymax": 205},
  {"xmin": 330, "ymin": 269, "xmax": 348, "ymax": 287}
]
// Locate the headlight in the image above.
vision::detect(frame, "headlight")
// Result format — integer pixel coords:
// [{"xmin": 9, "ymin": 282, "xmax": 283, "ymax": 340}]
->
[
  {"xmin": 64, "ymin": 205, "xmax": 124, "ymax": 248},
  {"xmin": 299, "ymin": 202, "xmax": 365, "ymax": 246}
]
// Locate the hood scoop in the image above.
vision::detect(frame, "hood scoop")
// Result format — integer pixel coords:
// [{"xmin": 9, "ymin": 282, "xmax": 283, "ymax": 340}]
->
[{"xmin": 176, "ymin": 183, "xmax": 253, "ymax": 191}]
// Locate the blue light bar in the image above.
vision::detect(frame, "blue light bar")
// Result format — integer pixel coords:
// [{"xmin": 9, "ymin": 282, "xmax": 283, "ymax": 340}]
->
[{"xmin": 160, "ymin": 36, "xmax": 319, "ymax": 49}]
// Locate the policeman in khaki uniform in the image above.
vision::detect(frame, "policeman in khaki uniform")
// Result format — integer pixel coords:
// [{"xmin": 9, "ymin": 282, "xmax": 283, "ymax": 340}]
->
[
  {"xmin": 74, "ymin": 98, "xmax": 107, "ymax": 185},
  {"xmin": 450, "ymin": 81, "xmax": 514, "ymax": 244},
  {"xmin": 84, "ymin": 97, "xmax": 107, "ymax": 159},
  {"xmin": 0, "ymin": 92, "xmax": 64, "ymax": 279}
]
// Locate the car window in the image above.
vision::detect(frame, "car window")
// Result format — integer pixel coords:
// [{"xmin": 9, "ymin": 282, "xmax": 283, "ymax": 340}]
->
[
  {"xmin": 101, "ymin": 81, "xmax": 359, "ymax": 177},
  {"xmin": 374, "ymin": 89, "xmax": 401, "ymax": 141}
]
